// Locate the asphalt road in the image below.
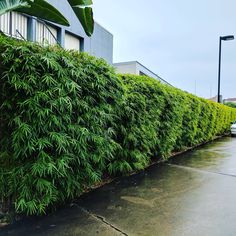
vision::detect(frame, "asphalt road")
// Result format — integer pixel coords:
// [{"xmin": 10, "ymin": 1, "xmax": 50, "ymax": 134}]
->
[{"xmin": 1, "ymin": 137, "xmax": 236, "ymax": 236}]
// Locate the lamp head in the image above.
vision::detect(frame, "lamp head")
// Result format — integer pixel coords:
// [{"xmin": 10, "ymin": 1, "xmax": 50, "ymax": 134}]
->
[{"xmin": 220, "ymin": 35, "xmax": 235, "ymax": 41}]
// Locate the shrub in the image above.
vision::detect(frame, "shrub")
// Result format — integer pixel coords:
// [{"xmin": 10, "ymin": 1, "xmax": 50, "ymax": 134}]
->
[
  {"xmin": 114, "ymin": 75, "xmax": 236, "ymax": 168},
  {"xmin": 0, "ymin": 35, "xmax": 123, "ymax": 215},
  {"xmin": 224, "ymin": 102, "xmax": 236, "ymax": 108},
  {"xmin": 0, "ymin": 35, "xmax": 236, "ymax": 215}
]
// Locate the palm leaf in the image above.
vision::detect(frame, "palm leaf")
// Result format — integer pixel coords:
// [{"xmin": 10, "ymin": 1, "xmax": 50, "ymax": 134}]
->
[
  {"xmin": 0, "ymin": 0, "xmax": 29, "ymax": 15},
  {"xmin": 0, "ymin": 0, "xmax": 70, "ymax": 26},
  {"xmin": 18, "ymin": 0, "xmax": 70, "ymax": 26},
  {"xmin": 67, "ymin": 0, "xmax": 94, "ymax": 36}
]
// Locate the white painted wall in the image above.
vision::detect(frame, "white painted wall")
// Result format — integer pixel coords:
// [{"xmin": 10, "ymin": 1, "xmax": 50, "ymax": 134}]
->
[
  {"xmin": 114, "ymin": 61, "xmax": 170, "ymax": 85},
  {"xmin": 114, "ymin": 62, "xmax": 137, "ymax": 74}
]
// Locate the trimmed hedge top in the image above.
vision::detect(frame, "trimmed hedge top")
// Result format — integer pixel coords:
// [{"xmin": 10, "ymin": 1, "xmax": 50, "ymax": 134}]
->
[{"xmin": 0, "ymin": 35, "xmax": 236, "ymax": 215}]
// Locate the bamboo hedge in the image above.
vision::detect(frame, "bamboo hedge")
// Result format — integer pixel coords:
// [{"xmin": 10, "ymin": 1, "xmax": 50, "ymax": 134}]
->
[{"xmin": 0, "ymin": 35, "xmax": 236, "ymax": 215}]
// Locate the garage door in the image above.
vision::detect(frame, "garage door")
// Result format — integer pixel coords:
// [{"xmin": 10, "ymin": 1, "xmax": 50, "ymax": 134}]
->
[
  {"xmin": 64, "ymin": 32, "xmax": 81, "ymax": 51},
  {"xmin": 36, "ymin": 21, "xmax": 58, "ymax": 45},
  {"xmin": 0, "ymin": 12, "xmax": 27, "ymax": 39}
]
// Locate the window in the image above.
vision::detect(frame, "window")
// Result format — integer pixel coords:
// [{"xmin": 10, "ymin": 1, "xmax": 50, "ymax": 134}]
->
[
  {"xmin": 64, "ymin": 32, "xmax": 81, "ymax": 51},
  {"xmin": 36, "ymin": 21, "xmax": 58, "ymax": 45}
]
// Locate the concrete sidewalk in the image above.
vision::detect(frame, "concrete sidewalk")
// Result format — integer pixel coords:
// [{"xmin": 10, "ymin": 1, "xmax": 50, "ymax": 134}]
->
[{"xmin": 1, "ymin": 137, "xmax": 236, "ymax": 236}]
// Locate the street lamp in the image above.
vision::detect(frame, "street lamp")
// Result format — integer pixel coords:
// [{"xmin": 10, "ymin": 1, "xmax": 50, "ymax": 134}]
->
[{"xmin": 217, "ymin": 35, "xmax": 234, "ymax": 103}]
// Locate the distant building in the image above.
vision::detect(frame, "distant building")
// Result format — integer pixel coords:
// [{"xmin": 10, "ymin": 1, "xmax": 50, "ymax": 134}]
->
[
  {"xmin": 113, "ymin": 61, "xmax": 171, "ymax": 86},
  {"xmin": 208, "ymin": 96, "xmax": 236, "ymax": 104},
  {"xmin": 0, "ymin": 0, "xmax": 113, "ymax": 64},
  {"xmin": 208, "ymin": 95, "xmax": 218, "ymax": 102},
  {"xmin": 223, "ymin": 98, "xmax": 236, "ymax": 103}
]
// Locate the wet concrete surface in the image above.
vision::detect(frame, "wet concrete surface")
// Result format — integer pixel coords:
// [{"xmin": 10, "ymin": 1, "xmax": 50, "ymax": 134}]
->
[
  {"xmin": 1, "ymin": 137, "xmax": 236, "ymax": 236},
  {"xmin": 169, "ymin": 137, "xmax": 236, "ymax": 176}
]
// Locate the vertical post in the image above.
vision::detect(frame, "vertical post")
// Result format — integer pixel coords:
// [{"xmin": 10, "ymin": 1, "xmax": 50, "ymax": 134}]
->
[
  {"xmin": 9, "ymin": 11, "xmax": 12, "ymax": 36},
  {"xmin": 217, "ymin": 37, "xmax": 222, "ymax": 103},
  {"xmin": 57, "ymin": 28, "xmax": 65, "ymax": 47},
  {"xmin": 27, "ymin": 17, "xmax": 37, "ymax": 42}
]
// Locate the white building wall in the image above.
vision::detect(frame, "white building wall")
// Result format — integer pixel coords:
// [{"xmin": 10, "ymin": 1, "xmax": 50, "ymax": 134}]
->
[
  {"xmin": 114, "ymin": 62, "xmax": 137, "ymax": 74},
  {"xmin": 47, "ymin": 0, "xmax": 113, "ymax": 63},
  {"xmin": 136, "ymin": 63, "xmax": 159, "ymax": 78},
  {"xmin": 0, "ymin": 1, "xmax": 114, "ymax": 64},
  {"xmin": 114, "ymin": 61, "xmax": 171, "ymax": 86}
]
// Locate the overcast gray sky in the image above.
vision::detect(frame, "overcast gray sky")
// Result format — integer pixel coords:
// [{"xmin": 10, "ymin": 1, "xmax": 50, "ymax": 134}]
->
[{"xmin": 93, "ymin": 0, "xmax": 236, "ymax": 99}]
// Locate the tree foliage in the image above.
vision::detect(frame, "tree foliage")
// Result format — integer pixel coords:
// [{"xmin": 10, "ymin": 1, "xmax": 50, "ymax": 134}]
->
[
  {"xmin": 0, "ymin": 35, "xmax": 236, "ymax": 215},
  {"xmin": 224, "ymin": 102, "xmax": 236, "ymax": 109}
]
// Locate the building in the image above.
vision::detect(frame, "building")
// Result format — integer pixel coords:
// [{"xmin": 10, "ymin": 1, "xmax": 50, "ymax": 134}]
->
[
  {"xmin": 223, "ymin": 98, "xmax": 236, "ymax": 103},
  {"xmin": 208, "ymin": 96, "xmax": 236, "ymax": 104},
  {"xmin": 113, "ymin": 61, "xmax": 171, "ymax": 85},
  {"xmin": 0, "ymin": 2, "xmax": 171, "ymax": 85},
  {"xmin": 208, "ymin": 95, "xmax": 218, "ymax": 102},
  {"xmin": 0, "ymin": 0, "xmax": 113, "ymax": 64}
]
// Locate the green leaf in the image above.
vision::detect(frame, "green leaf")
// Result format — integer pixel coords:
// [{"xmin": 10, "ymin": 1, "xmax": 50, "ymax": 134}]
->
[
  {"xmin": 67, "ymin": 0, "xmax": 94, "ymax": 36},
  {"xmin": 17, "ymin": 0, "xmax": 70, "ymax": 26},
  {"xmin": 0, "ymin": 0, "xmax": 29, "ymax": 15},
  {"xmin": 67, "ymin": 0, "xmax": 93, "ymax": 6}
]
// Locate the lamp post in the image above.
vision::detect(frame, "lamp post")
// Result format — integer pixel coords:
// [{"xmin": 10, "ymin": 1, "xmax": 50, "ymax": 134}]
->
[{"xmin": 217, "ymin": 35, "xmax": 234, "ymax": 103}]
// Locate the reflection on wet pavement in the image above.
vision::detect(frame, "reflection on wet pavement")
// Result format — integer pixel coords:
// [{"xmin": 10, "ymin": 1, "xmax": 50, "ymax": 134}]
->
[{"xmin": 168, "ymin": 137, "xmax": 236, "ymax": 175}]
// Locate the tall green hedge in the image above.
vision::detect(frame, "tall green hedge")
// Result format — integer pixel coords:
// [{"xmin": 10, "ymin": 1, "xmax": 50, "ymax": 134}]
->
[
  {"xmin": 0, "ymin": 35, "xmax": 236, "ymax": 215},
  {"xmin": 0, "ymin": 35, "xmax": 123, "ymax": 215}
]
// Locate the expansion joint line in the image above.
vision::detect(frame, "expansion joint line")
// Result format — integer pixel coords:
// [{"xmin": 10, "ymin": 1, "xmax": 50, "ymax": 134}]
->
[{"xmin": 78, "ymin": 206, "xmax": 129, "ymax": 236}]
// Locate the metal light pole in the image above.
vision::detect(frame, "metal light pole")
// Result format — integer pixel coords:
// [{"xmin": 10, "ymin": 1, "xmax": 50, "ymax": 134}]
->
[{"xmin": 217, "ymin": 35, "xmax": 234, "ymax": 103}]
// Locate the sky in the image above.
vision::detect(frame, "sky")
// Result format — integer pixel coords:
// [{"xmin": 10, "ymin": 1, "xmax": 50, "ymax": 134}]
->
[{"xmin": 93, "ymin": 0, "xmax": 236, "ymax": 99}]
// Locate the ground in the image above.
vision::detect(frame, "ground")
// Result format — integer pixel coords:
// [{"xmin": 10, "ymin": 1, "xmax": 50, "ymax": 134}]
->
[{"xmin": 1, "ymin": 137, "xmax": 236, "ymax": 236}]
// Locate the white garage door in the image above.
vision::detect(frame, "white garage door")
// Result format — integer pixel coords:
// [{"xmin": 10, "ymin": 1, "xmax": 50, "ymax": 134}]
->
[
  {"xmin": 12, "ymin": 12, "xmax": 28, "ymax": 39},
  {"xmin": 36, "ymin": 21, "xmax": 58, "ymax": 45},
  {"xmin": 0, "ymin": 12, "xmax": 28, "ymax": 39},
  {"xmin": 0, "ymin": 12, "xmax": 10, "ymax": 35},
  {"xmin": 64, "ymin": 32, "xmax": 81, "ymax": 51}
]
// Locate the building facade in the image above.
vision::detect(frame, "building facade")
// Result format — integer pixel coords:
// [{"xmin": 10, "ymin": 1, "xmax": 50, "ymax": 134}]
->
[
  {"xmin": 0, "ymin": 2, "xmax": 172, "ymax": 86},
  {"xmin": 114, "ymin": 61, "xmax": 171, "ymax": 86},
  {"xmin": 223, "ymin": 98, "xmax": 236, "ymax": 103},
  {"xmin": 208, "ymin": 95, "xmax": 218, "ymax": 102},
  {"xmin": 0, "ymin": 0, "xmax": 113, "ymax": 64}
]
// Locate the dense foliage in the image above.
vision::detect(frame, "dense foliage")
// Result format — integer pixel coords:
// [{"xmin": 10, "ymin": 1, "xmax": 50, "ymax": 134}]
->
[
  {"xmin": 1, "ymin": 35, "xmax": 236, "ymax": 215},
  {"xmin": 0, "ymin": 35, "xmax": 122, "ymax": 215},
  {"xmin": 111, "ymin": 75, "xmax": 236, "ymax": 174},
  {"xmin": 224, "ymin": 102, "xmax": 236, "ymax": 108}
]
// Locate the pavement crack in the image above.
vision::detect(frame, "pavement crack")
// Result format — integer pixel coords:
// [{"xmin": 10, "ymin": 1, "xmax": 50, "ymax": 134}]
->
[
  {"xmin": 167, "ymin": 163, "xmax": 236, "ymax": 178},
  {"xmin": 77, "ymin": 206, "xmax": 129, "ymax": 236}
]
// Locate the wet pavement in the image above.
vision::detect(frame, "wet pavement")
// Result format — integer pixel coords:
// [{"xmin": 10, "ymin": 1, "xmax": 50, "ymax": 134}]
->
[{"xmin": 1, "ymin": 137, "xmax": 236, "ymax": 236}]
